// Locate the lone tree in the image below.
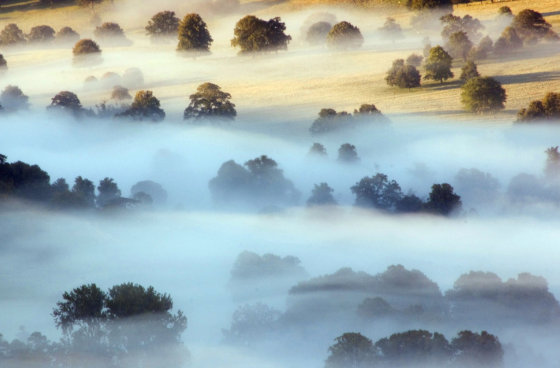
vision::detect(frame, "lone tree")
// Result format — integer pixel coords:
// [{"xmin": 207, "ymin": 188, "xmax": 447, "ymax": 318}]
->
[
  {"xmin": 183, "ymin": 83, "xmax": 236, "ymax": 123},
  {"xmin": 72, "ymin": 39, "xmax": 102, "ymax": 66},
  {"xmin": 338, "ymin": 143, "xmax": 359, "ymax": 163},
  {"xmin": 0, "ymin": 24, "xmax": 26, "ymax": 46},
  {"xmin": 461, "ymin": 77, "xmax": 506, "ymax": 114},
  {"xmin": 307, "ymin": 183, "xmax": 337, "ymax": 206},
  {"xmin": 55, "ymin": 27, "xmax": 80, "ymax": 44},
  {"xmin": 146, "ymin": 11, "xmax": 180, "ymax": 43},
  {"xmin": 0, "ymin": 85, "xmax": 29, "ymax": 111},
  {"xmin": 459, "ymin": 61, "xmax": 479, "ymax": 81},
  {"xmin": 176, "ymin": 13, "xmax": 213, "ymax": 56},
  {"xmin": 325, "ymin": 332, "xmax": 378, "ymax": 368},
  {"xmin": 517, "ymin": 92, "xmax": 560, "ymax": 122},
  {"xmin": 327, "ymin": 21, "xmax": 364, "ymax": 50},
  {"xmin": 423, "ymin": 46, "xmax": 454, "ymax": 84},
  {"xmin": 231, "ymin": 15, "xmax": 291, "ymax": 54},
  {"xmin": 306, "ymin": 21, "xmax": 332, "ymax": 46},
  {"xmin": 378, "ymin": 17, "xmax": 404, "ymax": 42},
  {"xmin": 445, "ymin": 31, "xmax": 473, "ymax": 61},
  {"xmin": 493, "ymin": 27, "xmax": 523, "ymax": 54},
  {"xmin": 351, "ymin": 173, "xmax": 403, "ymax": 211},
  {"xmin": 424, "ymin": 183, "xmax": 462, "ymax": 216},
  {"xmin": 385, "ymin": 59, "xmax": 421, "ymax": 90},
  {"xmin": 116, "ymin": 91, "xmax": 165, "ymax": 122},
  {"xmin": 76, "ymin": 0, "xmax": 103, "ymax": 14},
  {"xmin": 512, "ymin": 9, "xmax": 552, "ymax": 40},
  {"xmin": 308, "ymin": 142, "xmax": 327, "ymax": 156},
  {"xmin": 26, "ymin": 25, "xmax": 56, "ymax": 44}
]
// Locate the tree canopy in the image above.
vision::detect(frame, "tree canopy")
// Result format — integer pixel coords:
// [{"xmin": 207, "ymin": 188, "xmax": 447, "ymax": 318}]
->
[
  {"xmin": 423, "ymin": 46, "xmax": 454, "ymax": 83},
  {"xmin": 512, "ymin": 9, "xmax": 552, "ymax": 40},
  {"xmin": 385, "ymin": 59, "xmax": 421, "ymax": 90},
  {"xmin": 146, "ymin": 11, "xmax": 180, "ymax": 43},
  {"xmin": 445, "ymin": 31, "xmax": 473, "ymax": 61},
  {"xmin": 327, "ymin": 21, "xmax": 364, "ymax": 50},
  {"xmin": 183, "ymin": 83, "xmax": 236, "ymax": 123},
  {"xmin": 116, "ymin": 90, "xmax": 165, "ymax": 122},
  {"xmin": 325, "ymin": 333, "xmax": 377, "ymax": 368},
  {"xmin": 307, "ymin": 183, "xmax": 337, "ymax": 206},
  {"xmin": 231, "ymin": 15, "xmax": 291, "ymax": 54},
  {"xmin": 460, "ymin": 77, "xmax": 506, "ymax": 114},
  {"xmin": 517, "ymin": 92, "xmax": 560, "ymax": 122},
  {"xmin": 176, "ymin": 13, "xmax": 213, "ymax": 54},
  {"xmin": 306, "ymin": 21, "xmax": 332, "ymax": 45},
  {"xmin": 351, "ymin": 174, "xmax": 403, "ymax": 211}
]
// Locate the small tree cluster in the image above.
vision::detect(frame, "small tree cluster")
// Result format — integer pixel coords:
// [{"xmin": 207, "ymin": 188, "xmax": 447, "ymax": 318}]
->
[
  {"xmin": 183, "ymin": 83, "xmax": 236, "ymax": 123},
  {"xmin": 231, "ymin": 15, "xmax": 291, "ymax": 54},
  {"xmin": 406, "ymin": 0, "xmax": 452, "ymax": 11},
  {"xmin": 327, "ymin": 21, "xmax": 363, "ymax": 50},
  {"xmin": 310, "ymin": 104, "xmax": 387, "ymax": 134},
  {"xmin": 517, "ymin": 92, "xmax": 560, "ymax": 123},
  {"xmin": 0, "ymin": 24, "xmax": 26, "ymax": 47},
  {"xmin": 512, "ymin": 9, "xmax": 555, "ymax": 42},
  {"xmin": 468, "ymin": 35, "xmax": 493, "ymax": 61},
  {"xmin": 385, "ymin": 59, "xmax": 421, "ymax": 90}
]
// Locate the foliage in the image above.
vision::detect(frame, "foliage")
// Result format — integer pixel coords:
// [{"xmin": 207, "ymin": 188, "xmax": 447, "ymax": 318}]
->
[
  {"xmin": 424, "ymin": 183, "xmax": 462, "ymax": 215},
  {"xmin": 310, "ymin": 108, "xmax": 354, "ymax": 134},
  {"xmin": 222, "ymin": 303, "xmax": 281, "ymax": 345},
  {"xmin": 306, "ymin": 21, "xmax": 332, "ymax": 46},
  {"xmin": 517, "ymin": 92, "xmax": 560, "ymax": 122},
  {"xmin": 110, "ymin": 85, "xmax": 131, "ymax": 100},
  {"xmin": 327, "ymin": 21, "xmax": 363, "ymax": 50},
  {"xmin": 375, "ymin": 330, "xmax": 452, "ymax": 366},
  {"xmin": 72, "ymin": 39, "xmax": 102, "ymax": 66},
  {"xmin": 395, "ymin": 194, "xmax": 424, "ymax": 213},
  {"xmin": 385, "ymin": 59, "xmax": 421, "ymax": 90},
  {"xmin": 183, "ymin": 83, "xmax": 236, "ymax": 123},
  {"xmin": 460, "ymin": 61, "xmax": 479, "ymax": 81},
  {"xmin": 338, "ymin": 143, "xmax": 359, "ymax": 163},
  {"xmin": 116, "ymin": 90, "xmax": 165, "ymax": 122},
  {"xmin": 130, "ymin": 180, "xmax": 168, "ymax": 206},
  {"xmin": 97, "ymin": 178, "xmax": 121, "ymax": 207},
  {"xmin": 497, "ymin": 6, "xmax": 512, "ymax": 16},
  {"xmin": 26, "ymin": 25, "xmax": 56, "ymax": 44},
  {"xmin": 544, "ymin": 146, "xmax": 560, "ymax": 181},
  {"xmin": 450, "ymin": 331, "xmax": 504, "ymax": 367},
  {"xmin": 0, "ymin": 158, "xmax": 52, "ymax": 203},
  {"xmin": 0, "ymin": 85, "xmax": 29, "ymax": 111},
  {"xmin": 0, "ymin": 24, "xmax": 26, "ymax": 46},
  {"xmin": 55, "ymin": 27, "xmax": 80, "ymax": 44},
  {"xmin": 461, "ymin": 77, "xmax": 507, "ymax": 114},
  {"xmin": 146, "ymin": 11, "xmax": 180, "ymax": 43},
  {"xmin": 377, "ymin": 17, "xmax": 404, "ymax": 42},
  {"xmin": 72, "ymin": 176, "xmax": 96, "ymax": 207},
  {"xmin": 46, "ymin": 91, "xmax": 86, "ymax": 118},
  {"xmin": 231, "ymin": 15, "xmax": 291, "ymax": 54},
  {"xmin": 351, "ymin": 173, "xmax": 403, "ymax": 210},
  {"xmin": 512, "ymin": 9, "xmax": 551, "ymax": 40},
  {"xmin": 308, "ymin": 142, "xmax": 327, "ymax": 156},
  {"xmin": 406, "ymin": 53, "xmax": 423, "ymax": 67},
  {"xmin": 176, "ymin": 13, "xmax": 213, "ymax": 54},
  {"xmin": 307, "ymin": 183, "xmax": 337, "ymax": 206},
  {"xmin": 406, "ymin": 0, "xmax": 452, "ymax": 10},
  {"xmin": 445, "ymin": 31, "xmax": 473, "ymax": 61},
  {"xmin": 440, "ymin": 14, "xmax": 484, "ymax": 42},
  {"xmin": 325, "ymin": 333, "xmax": 377, "ymax": 368},
  {"xmin": 494, "ymin": 26, "xmax": 523, "ymax": 54},
  {"xmin": 423, "ymin": 46, "xmax": 453, "ymax": 83}
]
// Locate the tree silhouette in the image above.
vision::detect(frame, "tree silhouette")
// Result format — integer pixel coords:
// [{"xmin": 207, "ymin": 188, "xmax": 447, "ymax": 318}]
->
[
  {"xmin": 231, "ymin": 15, "xmax": 291, "ymax": 54},
  {"xmin": 424, "ymin": 183, "xmax": 462, "ymax": 215},
  {"xmin": 116, "ymin": 91, "xmax": 165, "ymax": 122},
  {"xmin": 423, "ymin": 46, "xmax": 453, "ymax": 83},
  {"xmin": 183, "ymin": 83, "xmax": 236, "ymax": 123},
  {"xmin": 325, "ymin": 333, "xmax": 378, "ymax": 368},
  {"xmin": 338, "ymin": 143, "xmax": 359, "ymax": 163},
  {"xmin": 461, "ymin": 77, "xmax": 506, "ymax": 114},
  {"xmin": 307, "ymin": 183, "xmax": 337, "ymax": 206},
  {"xmin": 176, "ymin": 13, "xmax": 213, "ymax": 56},
  {"xmin": 351, "ymin": 174, "xmax": 403, "ymax": 210},
  {"xmin": 327, "ymin": 21, "xmax": 364, "ymax": 50}
]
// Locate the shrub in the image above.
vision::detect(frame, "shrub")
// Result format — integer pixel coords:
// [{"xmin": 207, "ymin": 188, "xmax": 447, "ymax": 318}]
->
[
  {"xmin": 459, "ymin": 61, "xmax": 479, "ymax": 81},
  {"xmin": 0, "ymin": 85, "xmax": 29, "ymax": 111},
  {"xmin": 26, "ymin": 25, "xmax": 56, "ymax": 44},
  {"xmin": 423, "ymin": 46, "xmax": 453, "ymax": 84},
  {"xmin": 231, "ymin": 15, "xmax": 291, "ymax": 54},
  {"xmin": 72, "ymin": 39, "xmax": 102, "ymax": 66},
  {"xmin": 306, "ymin": 21, "xmax": 332, "ymax": 46},
  {"xmin": 55, "ymin": 27, "xmax": 80, "ymax": 44},
  {"xmin": 146, "ymin": 11, "xmax": 180, "ymax": 43},
  {"xmin": 176, "ymin": 13, "xmax": 213, "ymax": 56},
  {"xmin": 461, "ymin": 77, "xmax": 506, "ymax": 114},
  {"xmin": 183, "ymin": 83, "xmax": 236, "ymax": 123},
  {"xmin": 115, "ymin": 90, "xmax": 165, "ymax": 122},
  {"xmin": 111, "ymin": 85, "xmax": 131, "ymax": 100},
  {"xmin": 327, "ymin": 21, "xmax": 363, "ymax": 50},
  {"xmin": 0, "ymin": 24, "xmax": 26, "ymax": 47}
]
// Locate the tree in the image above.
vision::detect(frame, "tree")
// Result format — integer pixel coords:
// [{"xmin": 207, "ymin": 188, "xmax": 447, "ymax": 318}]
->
[
  {"xmin": 357, "ymin": 297, "xmax": 397, "ymax": 319},
  {"xmin": 450, "ymin": 331, "xmax": 503, "ymax": 367},
  {"xmin": 353, "ymin": 104, "xmax": 387, "ymax": 123},
  {"xmin": 395, "ymin": 194, "xmax": 424, "ymax": 213},
  {"xmin": 424, "ymin": 183, "xmax": 462, "ymax": 215},
  {"xmin": 423, "ymin": 46, "xmax": 453, "ymax": 84},
  {"xmin": 72, "ymin": 176, "xmax": 96, "ymax": 207},
  {"xmin": 375, "ymin": 330, "xmax": 452, "ymax": 366},
  {"xmin": 378, "ymin": 17, "xmax": 404, "ymax": 42},
  {"xmin": 116, "ymin": 90, "xmax": 165, "ymax": 122},
  {"xmin": 0, "ymin": 85, "xmax": 29, "ymax": 111},
  {"xmin": 183, "ymin": 83, "xmax": 236, "ymax": 123},
  {"xmin": 110, "ymin": 85, "xmax": 131, "ymax": 100},
  {"xmin": 94, "ymin": 22, "xmax": 130, "ymax": 46},
  {"xmin": 406, "ymin": 53, "xmax": 423, "ymax": 67},
  {"xmin": 493, "ymin": 27, "xmax": 523, "ymax": 54},
  {"xmin": 461, "ymin": 77, "xmax": 506, "ymax": 114},
  {"xmin": 308, "ymin": 142, "xmax": 327, "ymax": 156},
  {"xmin": 222, "ymin": 303, "xmax": 281, "ymax": 345},
  {"xmin": 512, "ymin": 9, "xmax": 551, "ymax": 40},
  {"xmin": 338, "ymin": 143, "xmax": 359, "ymax": 163},
  {"xmin": 146, "ymin": 11, "xmax": 180, "ymax": 44},
  {"xmin": 72, "ymin": 39, "xmax": 102, "ymax": 66},
  {"xmin": 351, "ymin": 174, "xmax": 403, "ymax": 210},
  {"xmin": 306, "ymin": 21, "xmax": 332, "ymax": 46},
  {"xmin": 459, "ymin": 61, "xmax": 479, "ymax": 81},
  {"xmin": 231, "ymin": 15, "xmax": 291, "ymax": 54},
  {"xmin": 130, "ymin": 180, "xmax": 168, "ymax": 207},
  {"xmin": 445, "ymin": 31, "xmax": 473, "ymax": 61},
  {"xmin": 0, "ymin": 24, "xmax": 25, "ymax": 46},
  {"xmin": 46, "ymin": 91, "xmax": 85, "ymax": 118},
  {"xmin": 310, "ymin": 108, "xmax": 354, "ymax": 134},
  {"xmin": 307, "ymin": 183, "xmax": 337, "ymax": 206},
  {"xmin": 325, "ymin": 332, "xmax": 378, "ymax": 368},
  {"xmin": 0, "ymin": 160, "xmax": 52, "ymax": 202},
  {"xmin": 497, "ymin": 6, "xmax": 512, "ymax": 17},
  {"xmin": 385, "ymin": 59, "xmax": 421, "ymax": 90},
  {"xmin": 176, "ymin": 13, "xmax": 213, "ymax": 55},
  {"xmin": 26, "ymin": 25, "xmax": 55, "ymax": 44},
  {"xmin": 0, "ymin": 54, "xmax": 6, "ymax": 73},
  {"xmin": 544, "ymin": 146, "xmax": 560, "ymax": 181},
  {"xmin": 517, "ymin": 92, "xmax": 560, "ymax": 122},
  {"xmin": 300, "ymin": 12, "xmax": 337, "ymax": 39},
  {"xmin": 55, "ymin": 27, "xmax": 80, "ymax": 44},
  {"xmin": 440, "ymin": 14, "xmax": 484, "ymax": 42},
  {"xmin": 327, "ymin": 21, "xmax": 363, "ymax": 50},
  {"xmin": 97, "ymin": 178, "xmax": 121, "ymax": 207},
  {"xmin": 76, "ymin": 0, "xmax": 102, "ymax": 14}
]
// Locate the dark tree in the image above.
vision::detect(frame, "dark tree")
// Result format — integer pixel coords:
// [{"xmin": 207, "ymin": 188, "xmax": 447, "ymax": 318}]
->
[
  {"xmin": 406, "ymin": 53, "xmax": 423, "ymax": 67},
  {"xmin": 351, "ymin": 174, "xmax": 403, "ymax": 210},
  {"xmin": 306, "ymin": 21, "xmax": 332, "ymax": 46},
  {"xmin": 0, "ymin": 160, "xmax": 52, "ymax": 202},
  {"xmin": 26, "ymin": 25, "xmax": 56, "ymax": 44},
  {"xmin": 116, "ymin": 90, "xmax": 165, "ymax": 122},
  {"xmin": 55, "ymin": 27, "xmax": 80, "ymax": 44},
  {"xmin": 378, "ymin": 17, "xmax": 404, "ymax": 42},
  {"xmin": 0, "ymin": 85, "xmax": 29, "ymax": 111},
  {"xmin": 424, "ymin": 183, "xmax": 462, "ymax": 215},
  {"xmin": 385, "ymin": 59, "xmax": 421, "ymax": 90},
  {"xmin": 497, "ymin": 6, "xmax": 512, "ymax": 17},
  {"xmin": 325, "ymin": 333, "xmax": 378, "ymax": 368},
  {"xmin": 97, "ymin": 178, "xmax": 121, "ymax": 207},
  {"xmin": 307, "ymin": 183, "xmax": 337, "ymax": 206},
  {"xmin": 460, "ymin": 61, "xmax": 479, "ymax": 81},
  {"xmin": 451, "ymin": 331, "xmax": 504, "ymax": 367},
  {"xmin": 222, "ymin": 303, "xmax": 281, "ymax": 345},
  {"xmin": 461, "ymin": 77, "xmax": 506, "ymax": 114},
  {"xmin": 406, "ymin": 0, "xmax": 451, "ymax": 10},
  {"xmin": 327, "ymin": 21, "xmax": 364, "ymax": 50},
  {"xmin": 445, "ymin": 31, "xmax": 473, "ymax": 61},
  {"xmin": 183, "ymin": 83, "xmax": 236, "ymax": 123},
  {"xmin": 310, "ymin": 108, "xmax": 354, "ymax": 134},
  {"xmin": 72, "ymin": 39, "xmax": 102, "ymax": 66},
  {"xmin": 493, "ymin": 27, "xmax": 523, "ymax": 54},
  {"xmin": 176, "ymin": 13, "xmax": 213, "ymax": 55},
  {"xmin": 308, "ymin": 142, "xmax": 327, "ymax": 156},
  {"xmin": 231, "ymin": 15, "xmax": 291, "ymax": 54},
  {"xmin": 72, "ymin": 176, "xmax": 96, "ymax": 207},
  {"xmin": 517, "ymin": 92, "xmax": 560, "ymax": 122},
  {"xmin": 375, "ymin": 330, "xmax": 452, "ymax": 366},
  {"xmin": 0, "ymin": 24, "xmax": 26, "ymax": 46},
  {"xmin": 146, "ymin": 11, "xmax": 180, "ymax": 44},
  {"xmin": 46, "ymin": 91, "xmax": 85, "ymax": 117},
  {"xmin": 338, "ymin": 143, "xmax": 359, "ymax": 163},
  {"xmin": 423, "ymin": 46, "xmax": 453, "ymax": 83},
  {"xmin": 110, "ymin": 85, "xmax": 131, "ymax": 100},
  {"xmin": 395, "ymin": 194, "xmax": 424, "ymax": 213},
  {"xmin": 512, "ymin": 9, "xmax": 551, "ymax": 40},
  {"xmin": 52, "ymin": 178, "xmax": 69, "ymax": 195}
]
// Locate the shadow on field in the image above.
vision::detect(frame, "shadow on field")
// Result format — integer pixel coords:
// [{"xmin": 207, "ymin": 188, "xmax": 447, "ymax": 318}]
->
[
  {"xmin": 421, "ymin": 80, "xmax": 463, "ymax": 91},
  {"xmin": 495, "ymin": 71, "xmax": 560, "ymax": 86},
  {"xmin": 0, "ymin": 0, "xmax": 75, "ymax": 15},
  {"xmin": 542, "ymin": 11, "xmax": 560, "ymax": 17}
]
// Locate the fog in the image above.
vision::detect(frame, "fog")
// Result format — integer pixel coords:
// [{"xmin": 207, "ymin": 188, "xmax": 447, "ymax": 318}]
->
[{"xmin": 1, "ymin": 1, "xmax": 560, "ymax": 367}]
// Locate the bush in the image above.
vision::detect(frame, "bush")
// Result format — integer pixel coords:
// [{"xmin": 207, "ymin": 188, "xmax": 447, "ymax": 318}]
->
[
  {"xmin": 231, "ymin": 15, "xmax": 291, "ymax": 54},
  {"xmin": 0, "ymin": 24, "xmax": 26, "ymax": 47},
  {"xmin": 146, "ymin": 11, "xmax": 180, "ymax": 43},
  {"xmin": 423, "ymin": 46, "xmax": 453, "ymax": 84},
  {"xmin": 55, "ymin": 27, "xmax": 80, "ymax": 44},
  {"xmin": 115, "ymin": 90, "xmax": 165, "ymax": 122},
  {"xmin": 111, "ymin": 85, "xmax": 131, "ymax": 100},
  {"xmin": 26, "ymin": 25, "xmax": 56, "ymax": 44},
  {"xmin": 0, "ymin": 85, "xmax": 29, "ymax": 111},
  {"xmin": 459, "ymin": 61, "xmax": 479, "ymax": 81},
  {"xmin": 327, "ymin": 21, "xmax": 363, "ymax": 50},
  {"xmin": 461, "ymin": 77, "xmax": 506, "ymax": 114},
  {"xmin": 72, "ymin": 39, "xmax": 102, "ymax": 66},
  {"xmin": 176, "ymin": 13, "xmax": 213, "ymax": 55},
  {"xmin": 306, "ymin": 21, "xmax": 332, "ymax": 46},
  {"xmin": 386, "ymin": 59, "xmax": 421, "ymax": 90}
]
